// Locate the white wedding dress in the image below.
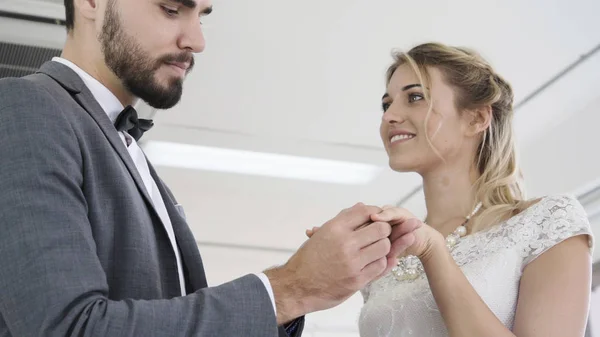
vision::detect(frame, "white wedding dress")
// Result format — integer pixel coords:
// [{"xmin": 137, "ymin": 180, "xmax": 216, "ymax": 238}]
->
[{"xmin": 358, "ymin": 195, "xmax": 594, "ymax": 337}]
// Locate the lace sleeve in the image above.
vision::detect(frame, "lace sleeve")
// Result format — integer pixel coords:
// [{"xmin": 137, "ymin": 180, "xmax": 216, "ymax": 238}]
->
[{"xmin": 522, "ymin": 195, "xmax": 594, "ymax": 267}]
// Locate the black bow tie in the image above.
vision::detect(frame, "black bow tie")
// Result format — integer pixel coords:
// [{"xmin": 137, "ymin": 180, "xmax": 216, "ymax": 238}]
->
[{"xmin": 114, "ymin": 105, "xmax": 154, "ymax": 142}]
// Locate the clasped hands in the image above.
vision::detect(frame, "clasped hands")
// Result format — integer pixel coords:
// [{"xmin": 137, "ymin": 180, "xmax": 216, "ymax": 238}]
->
[
  {"xmin": 264, "ymin": 203, "xmax": 444, "ymax": 324},
  {"xmin": 307, "ymin": 204, "xmax": 443, "ymax": 272}
]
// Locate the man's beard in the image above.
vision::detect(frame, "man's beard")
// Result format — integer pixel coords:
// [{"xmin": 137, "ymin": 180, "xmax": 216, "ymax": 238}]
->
[{"xmin": 98, "ymin": 0, "xmax": 194, "ymax": 109}]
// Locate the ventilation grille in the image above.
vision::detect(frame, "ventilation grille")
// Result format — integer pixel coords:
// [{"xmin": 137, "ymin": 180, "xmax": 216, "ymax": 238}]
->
[{"xmin": 0, "ymin": 41, "xmax": 61, "ymax": 78}]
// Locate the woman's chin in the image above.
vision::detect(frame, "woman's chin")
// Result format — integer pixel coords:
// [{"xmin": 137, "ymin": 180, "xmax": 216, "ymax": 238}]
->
[{"xmin": 389, "ymin": 160, "xmax": 418, "ymax": 173}]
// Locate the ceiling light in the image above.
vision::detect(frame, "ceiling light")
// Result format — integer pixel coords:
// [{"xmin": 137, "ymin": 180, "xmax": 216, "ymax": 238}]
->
[{"xmin": 142, "ymin": 141, "xmax": 382, "ymax": 185}]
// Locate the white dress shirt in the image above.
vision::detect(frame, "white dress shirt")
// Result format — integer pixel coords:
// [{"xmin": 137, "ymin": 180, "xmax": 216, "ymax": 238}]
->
[{"xmin": 50, "ymin": 58, "xmax": 276, "ymax": 313}]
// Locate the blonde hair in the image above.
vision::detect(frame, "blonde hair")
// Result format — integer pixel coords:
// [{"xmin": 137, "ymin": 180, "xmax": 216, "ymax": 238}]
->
[{"xmin": 386, "ymin": 42, "xmax": 528, "ymax": 232}]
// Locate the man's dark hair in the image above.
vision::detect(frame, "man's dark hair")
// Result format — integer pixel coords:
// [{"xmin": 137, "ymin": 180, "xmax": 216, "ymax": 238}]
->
[{"xmin": 64, "ymin": 0, "xmax": 74, "ymax": 30}]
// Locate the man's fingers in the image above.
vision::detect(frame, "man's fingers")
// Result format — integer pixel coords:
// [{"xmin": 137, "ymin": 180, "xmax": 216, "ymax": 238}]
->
[
  {"xmin": 361, "ymin": 254, "xmax": 399, "ymax": 283},
  {"xmin": 306, "ymin": 226, "xmax": 320, "ymax": 238},
  {"xmin": 372, "ymin": 255, "xmax": 398, "ymax": 281},
  {"xmin": 361, "ymin": 256, "xmax": 387, "ymax": 282},
  {"xmin": 354, "ymin": 222, "xmax": 392, "ymax": 248},
  {"xmin": 359, "ymin": 238, "xmax": 391, "ymax": 269},
  {"xmin": 371, "ymin": 206, "xmax": 414, "ymax": 223},
  {"xmin": 335, "ymin": 203, "xmax": 383, "ymax": 230}
]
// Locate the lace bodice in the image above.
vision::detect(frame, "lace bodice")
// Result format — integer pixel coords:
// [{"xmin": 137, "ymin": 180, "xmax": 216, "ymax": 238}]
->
[{"xmin": 359, "ymin": 195, "xmax": 594, "ymax": 337}]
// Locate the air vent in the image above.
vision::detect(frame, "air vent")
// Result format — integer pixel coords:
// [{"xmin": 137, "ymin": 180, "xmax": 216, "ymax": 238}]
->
[{"xmin": 0, "ymin": 41, "xmax": 61, "ymax": 78}]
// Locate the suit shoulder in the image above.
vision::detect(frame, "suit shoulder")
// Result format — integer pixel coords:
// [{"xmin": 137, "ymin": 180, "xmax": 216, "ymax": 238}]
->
[
  {"xmin": 0, "ymin": 76, "xmax": 77, "ymax": 145},
  {"xmin": 0, "ymin": 76, "xmax": 60, "ymax": 111},
  {"xmin": 0, "ymin": 76, "xmax": 67, "ymax": 123}
]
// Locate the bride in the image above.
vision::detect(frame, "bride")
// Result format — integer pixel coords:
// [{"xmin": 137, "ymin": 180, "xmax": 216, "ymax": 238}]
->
[{"xmin": 309, "ymin": 42, "xmax": 593, "ymax": 336}]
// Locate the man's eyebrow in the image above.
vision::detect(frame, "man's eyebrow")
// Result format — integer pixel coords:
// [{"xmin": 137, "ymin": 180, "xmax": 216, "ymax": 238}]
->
[
  {"xmin": 169, "ymin": 0, "xmax": 213, "ymax": 14},
  {"xmin": 170, "ymin": 0, "xmax": 196, "ymax": 9}
]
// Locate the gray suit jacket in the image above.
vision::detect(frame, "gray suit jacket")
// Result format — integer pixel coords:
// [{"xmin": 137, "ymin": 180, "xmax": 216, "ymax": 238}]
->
[{"xmin": 0, "ymin": 61, "xmax": 303, "ymax": 337}]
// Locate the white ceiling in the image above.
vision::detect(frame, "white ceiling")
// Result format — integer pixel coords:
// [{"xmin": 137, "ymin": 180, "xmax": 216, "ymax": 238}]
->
[
  {"xmin": 148, "ymin": 1, "xmax": 600, "ymax": 334},
  {"xmin": 3, "ymin": 0, "xmax": 600, "ymax": 335},
  {"xmin": 145, "ymin": 0, "xmax": 600, "ymax": 252}
]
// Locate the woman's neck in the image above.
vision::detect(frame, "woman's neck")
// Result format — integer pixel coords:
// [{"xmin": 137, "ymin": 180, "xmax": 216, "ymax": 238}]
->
[{"xmin": 421, "ymin": 163, "xmax": 480, "ymax": 235}]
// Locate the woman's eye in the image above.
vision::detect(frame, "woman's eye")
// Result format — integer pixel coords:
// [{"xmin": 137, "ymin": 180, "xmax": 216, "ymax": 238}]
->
[{"xmin": 409, "ymin": 93, "xmax": 424, "ymax": 103}]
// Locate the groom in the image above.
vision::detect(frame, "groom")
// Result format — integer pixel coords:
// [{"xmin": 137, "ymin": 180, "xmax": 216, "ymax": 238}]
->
[{"xmin": 0, "ymin": 0, "xmax": 418, "ymax": 336}]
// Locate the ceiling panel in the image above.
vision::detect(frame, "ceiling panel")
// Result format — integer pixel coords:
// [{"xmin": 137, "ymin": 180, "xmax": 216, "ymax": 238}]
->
[{"xmin": 156, "ymin": 0, "xmax": 600, "ymax": 148}]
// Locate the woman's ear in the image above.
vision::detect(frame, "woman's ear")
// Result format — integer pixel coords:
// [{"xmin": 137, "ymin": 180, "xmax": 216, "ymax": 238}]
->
[{"xmin": 465, "ymin": 106, "xmax": 492, "ymax": 137}]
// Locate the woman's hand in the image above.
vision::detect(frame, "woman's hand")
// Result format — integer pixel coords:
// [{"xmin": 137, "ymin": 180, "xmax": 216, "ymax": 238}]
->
[
  {"xmin": 371, "ymin": 206, "xmax": 445, "ymax": 262},
  {"xmin": 307, "ymin": 205, "xmax": 444, "ymax": 262}
]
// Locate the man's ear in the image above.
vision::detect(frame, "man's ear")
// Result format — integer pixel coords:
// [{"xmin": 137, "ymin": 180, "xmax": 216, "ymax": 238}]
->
[{"xmin": 74, "ymin": 0, "xmax": 99, "ymax": 23}]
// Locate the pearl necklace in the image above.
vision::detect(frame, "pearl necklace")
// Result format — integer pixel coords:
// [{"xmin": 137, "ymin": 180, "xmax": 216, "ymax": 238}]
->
[{"xmin": 391, "ymin": 202, "xmax": 483, "ymax": 281}]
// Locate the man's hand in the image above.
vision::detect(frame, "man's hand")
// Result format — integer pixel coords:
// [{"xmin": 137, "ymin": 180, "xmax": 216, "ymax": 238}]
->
[
  {"xmin": 372, "ymin": 205, "xmax": 443, "ymax": 262},
  {"xmin": 264, "ymin": 203, "xmax": 418, "ymax": 324}
]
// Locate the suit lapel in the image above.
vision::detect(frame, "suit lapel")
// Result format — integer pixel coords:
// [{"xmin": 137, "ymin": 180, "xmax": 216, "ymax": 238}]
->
[
  {"xmin": 146, "ymin": 162, "xmax": 208, "ymax": 291},
  {"xmin": 37, "ymin": 60, "xmax": 207, "ymax": 292},
  {"xmin": 37, "ymin": 61, "xmax": 163, "ymax": 232}
]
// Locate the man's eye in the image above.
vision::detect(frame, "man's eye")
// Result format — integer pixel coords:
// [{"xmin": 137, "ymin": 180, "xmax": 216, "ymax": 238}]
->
[
  {"xmin": 382, "ymin": 102, "xmax": 391, "ymax": 112},
  {"xmin": 162, "ymin": 6, "xmax": 178, "ymax": 16}
]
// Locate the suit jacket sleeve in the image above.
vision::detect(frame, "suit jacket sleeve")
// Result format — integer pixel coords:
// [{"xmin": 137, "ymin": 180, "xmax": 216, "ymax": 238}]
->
[
  {"xmin": 281, "ymin": 317, "xmax": 306, "ymax": 337},
  {"xmin": 0, "ymin": 78, "xmax": 301, "ymax": 337}
]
